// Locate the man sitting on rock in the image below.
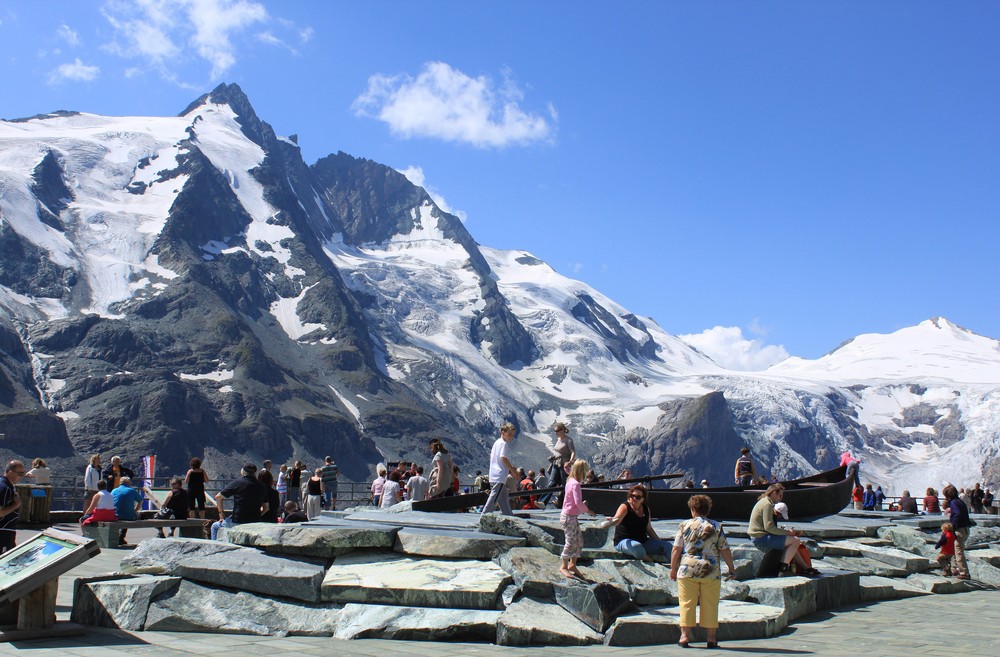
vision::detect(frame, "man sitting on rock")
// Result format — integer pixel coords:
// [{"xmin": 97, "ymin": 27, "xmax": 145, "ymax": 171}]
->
[
  {"xmin": 111, "ymin": 476, "xmax": 143, "ymax": 546},
  {"xmin": 212, "ymin": 463, "xmax": 268, "ymax": 540},
  {"xmin": 280, "ymin": 501, "xmax": 308, "ymax": 524}
]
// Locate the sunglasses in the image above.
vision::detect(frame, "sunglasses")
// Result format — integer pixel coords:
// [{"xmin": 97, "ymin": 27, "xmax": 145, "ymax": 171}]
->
[{"xmin": 628, "ymin": 494, "xmax": 644, "ymax": 500}]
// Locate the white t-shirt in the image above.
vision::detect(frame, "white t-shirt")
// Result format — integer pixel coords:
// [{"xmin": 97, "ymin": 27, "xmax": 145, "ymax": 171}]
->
[
  {"xmin": 380, "ymin": 480, "xmax": 401, "ymax": 508},
  {"xmin": 489, "ymin": 437, "xmax": 510, "ymax": 483},
  {"xmin": 406, "ymin": 475, "xmax": 429, "ymax": 502},
  {"xmin": 94, "ymin": 490, "xmax": 115, "ymax": 510},
  {"xmin": 27, "ymin": 467, "xmax": 51, "ymax": 485}
]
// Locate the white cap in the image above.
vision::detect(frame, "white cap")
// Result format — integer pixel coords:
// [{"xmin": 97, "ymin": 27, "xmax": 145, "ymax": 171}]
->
[{"xmin": 774, "ymin": 502, "xmax": 789, "ymax": 518}]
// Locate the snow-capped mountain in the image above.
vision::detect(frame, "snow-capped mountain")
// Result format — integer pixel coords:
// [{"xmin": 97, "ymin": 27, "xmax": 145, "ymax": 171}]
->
[{"xmin": 1, "ymin": 85, "xmax": 997, "ymax": 494}]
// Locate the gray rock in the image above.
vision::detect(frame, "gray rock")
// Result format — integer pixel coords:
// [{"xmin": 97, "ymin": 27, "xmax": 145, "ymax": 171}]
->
[
  {"xmin": 394, "ymin": 527, "xmax": 525, "ymax": 559},
  {"xmin": 603, "ymin": 601, "xmax": 787, "ymax": 646},
  {"xmin": 837, "ymin": 540, "xmax": 931, "ymax": 572},
  {"xmin": 321, "ymin": 551, "xmax": 509, "ymax": 609},
  {"xmin": 527, "ymin": 518, "xmax": 614, "ymax": 549},
  {"xmin": 589, "ymin": 559, "xmax": 675, "ymax": 605},
  {"xmin": 903, "ymin": 572, "xmax": 979, "ymax": 594},
  {"xmin": 479, "ymin": 514, "xmax": 560, "ymax": 553},
  {"xmin": 495, "ymin": 547, "xmax": 619, "ymax": 598},
  {"xmin": 144, "ymin": 579, "xmax": 339, "ymax": 636},
  {"xmin": 876, "ymin": 525, "xmax": 936, "ymax": 555},
  {"xmin": 119, "ymin": 537, "xmax": 326, "ymax": 602},
  {"xmin": 966, "ymin": 559, "xmax": 1000, "ymax": 586},
  {"xmin": 811, "ymin": 568, "xmax": 861, "ymax": 609},
  {"xmin": 120, "ymin": 537, "xmax": 244, "ymax": 574},
  {"xmin": 858, "ymin": 575, "xmax": 931, "ymax": 602},
  {"xmin": 968, "ymin": 546, "xmax": 1000, "ymax": 567},
  {"xmin": 744, "ymin": 576, "xmax": 816, "ymax": 622},
  {"xmin": 817, "ymin": 541, "xmax": 862, "ymax": 557},
  {"xmin": 334, "ymin": 603, "xmax": 500, "ymax": 641},
  {"xmin": 732, "ymin": 558, "xmax": 756, "ymax": 581},
  {"xmin": 72, "ymin": 575, "xmax": 180, "ymax": 630},
  {"xmin": 554, "ymin": 579, "xmax": 634, "ymax": 632},
  {"xmin": 820, "ymin": 555, "xmax": 910, "ymax": 578},
  {"xmin": 225, "ymin": 521, "xmax": 397, "ymax": 557},
  {"xmin": 496, "ymin": 597, "xmax": 603, "ymax": 646}
]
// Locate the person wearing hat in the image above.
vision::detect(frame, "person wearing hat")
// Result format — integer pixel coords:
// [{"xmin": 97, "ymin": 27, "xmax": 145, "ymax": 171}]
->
[
  {"xmin": 700, "ymin": 480, "xmax": 710, "ymax": 488},
  {"xmin": 211, "ymin": 463, "xmax": 269, "ymax": 540}
]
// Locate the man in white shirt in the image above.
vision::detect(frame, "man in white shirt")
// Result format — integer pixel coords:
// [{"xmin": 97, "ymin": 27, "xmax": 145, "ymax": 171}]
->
[
  {"xmin": 481, "ymin": 422, "xmax": 519, "ymax": 516},
  {"xmin": 406, "ymin": 465, "xmax": 429, "ymax": 502}
]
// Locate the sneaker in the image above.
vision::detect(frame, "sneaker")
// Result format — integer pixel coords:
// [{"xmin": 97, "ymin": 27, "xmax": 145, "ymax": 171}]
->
[
  {"xmin": 956, "ymin": 573, "xmax": 971, "ymax": 580},
  {"xmin": 778, "ymin": 563, "xmax": 792, "ymax": 577}
]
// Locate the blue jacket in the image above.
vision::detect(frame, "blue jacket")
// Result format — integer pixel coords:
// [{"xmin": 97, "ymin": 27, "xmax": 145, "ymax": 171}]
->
[
  {"xmin": 862, "ymin": 489, "xmax": 876, "ymax": 510},
  {"xmin": 947, "ymin": 497, "xmax": 971, "ymax": 530}
]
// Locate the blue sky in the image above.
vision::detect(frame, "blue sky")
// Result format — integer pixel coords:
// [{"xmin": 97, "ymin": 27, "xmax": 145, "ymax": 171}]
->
[{"xmin": 2, "ymin": 1, "xmax": 998, "ymax": 367}]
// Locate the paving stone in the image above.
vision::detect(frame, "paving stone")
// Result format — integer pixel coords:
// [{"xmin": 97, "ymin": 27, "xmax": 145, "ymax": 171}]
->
[
  {"xmin": 496, "ymin": 597, "xmax": 603, "ymax": 646},
  {"xmin": 72, "ymin": 575, "xmax": 180, "ymax": 630},
  {"xmin": 225, "ymin": 521, "xmax": 398, "ymax": 557},
  {"xmin": 603, "ymin": 600, "xmax": 787, "ymax": 646},
  {"xmin": 837, "ymin": 540, "xmax": 931, "ymax": 572},
  {"xmin": 393, "ymin": 527, "xmax": 524, "ymax": 559},
  {"xmin": 121, "ymin": 537, "xmax": 327, "ymax": 602},
  {"xmin": 495, "ymin": 546, "xmax": 618, "ymax": 598},
  {"xmin": 744, "ymin": 576, "xmax": 817, "ymax": 621},
  {"xmin": 333, "ymin": 603, "xmax": 500, "ymax": 641},
  {"xmin": 321, "ymin": 551, "xmax": 510, "ymax": 609},
  {"xmin": 144, "ymin": 579, "xmax": 340, "ymax": 636},
  {"xmin": 554, "ymin": 579, "xmax": 634, "ymax": 632},
  {"xmin": 858, "ymin": 575, "xmax": 932, "ymax": 602}
]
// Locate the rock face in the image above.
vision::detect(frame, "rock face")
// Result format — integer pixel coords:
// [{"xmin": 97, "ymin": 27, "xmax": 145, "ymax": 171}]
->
[
  {"xmin": 321, "ymin": 551, "xmax": 510, "ymax": 609},
  {"xmin": 71, "ymin": 575, "xmax": 181, "ymax": 630},
  {"xmin": 554, "ymin": 580, "xmax": 635, "ymax": 632}
]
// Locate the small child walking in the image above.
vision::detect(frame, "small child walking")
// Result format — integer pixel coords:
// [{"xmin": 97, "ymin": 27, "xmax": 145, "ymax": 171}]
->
[
  {"xmin": 935, "ymin": 522, "xmax": 957, "ymax": 576},
  {"xmin": 560, "ymin": 459, "xmax": 595, "ymax": 578}
]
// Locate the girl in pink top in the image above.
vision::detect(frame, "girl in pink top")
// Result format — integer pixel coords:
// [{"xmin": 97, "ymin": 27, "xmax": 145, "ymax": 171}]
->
[{"xmin": 560, "ymin": 459, "xmax": 595, "ymax": 578}]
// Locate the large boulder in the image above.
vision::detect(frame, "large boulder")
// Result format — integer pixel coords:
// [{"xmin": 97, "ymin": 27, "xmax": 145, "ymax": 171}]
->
[
  {"xmin": 744, "ymin": 577, "xmax": 816, "ymax": 622},
  {"xmin": 820, "ymin": 555, "xmax": 910, "ymax": 578},
  {"xmin": 903, "ymin": 573, "xmax": 979, "ymax": 594},
  {"xmin": 334, "ymin": 603, "xmax": 500, "ymax": 641},
  {"xmin": 836, "ymin": 540, "xmax": 931, "ymax": 573},
  {"xmin": 811, "ymin": 568, "xmax": 861, "ymax": 609},
  {"xmin": 496, "ymin": 597, "xmax": 603, "ymax": 646},
  {"xmin": 225, "ymin": 521, "xmax": 397, "ymax": 557},
  {"xmin": 554, "ymin": 580, "xmax": 634, "ymax": 633},
  {"xmin": 72, "ymin": 575, "xmax": 180, "ymax": 630},
  {"xmin": 495, "ymin": 547, "xmax": 618, "ymax": 598},
  {"xmin": 321, "ymin": 551, "xmax": 510, "ymax": 609},
  {"xmin": 394, "ymin": 527, "xmax": 525, "ymax": 559},
  {"xmin": 876, "ymin": 526, "xmax": 936, "ymax": 557},
  {"xmin": 588, "ymin": 559, "xmax": 676, "ymax": 605},
  {"xmin": 120, "ymin": 537, "xmax": 327, "ymax": 602},
  {"xmin": 858, "ymin": 575, "xmax": 931, "ymax": 602},
  {"xmin": 144, "ymin": 579, "xmax": 340, "ymax": 636},
  {"xmin": 479, "ymin": 514, "xmax": 560, "ymax": 553}
]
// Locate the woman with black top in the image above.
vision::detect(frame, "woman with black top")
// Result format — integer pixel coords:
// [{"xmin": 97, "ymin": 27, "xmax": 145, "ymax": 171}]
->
[
  {"xmin": 287, "ymin": 461, "xmax": 304, "ymax": 509},
  {"xmin": 155, "ymin": 477, "xmax": 190, "ymax": 538},
  {"xmin": 258, "ymin": 470, "xmax": 280, "ymax": 522},
  {"xmin": 305, "ymin": 468, "xmax": 324, "ymax": 520},
  {"xmin": 606, "ymin": 484, "xmax": 671, "ymax": 561},
  {"xmin": 184, "ymin": 457, "xmax": 210, "ymax": 519}
]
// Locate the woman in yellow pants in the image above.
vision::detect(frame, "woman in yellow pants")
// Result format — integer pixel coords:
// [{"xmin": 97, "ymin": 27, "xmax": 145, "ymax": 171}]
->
[{"xmin": 670, "ymin": 494, "xmax": 736, "ymax": 648}]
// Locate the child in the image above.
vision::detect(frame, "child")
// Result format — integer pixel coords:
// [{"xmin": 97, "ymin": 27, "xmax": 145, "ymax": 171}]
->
[
  {"xmin": 560, "ymin": 459, "xmax": 595, "ymax": 578},
  {"xmin": 935, "ymin": 522, "xmax": 957, "ymax": 576}
]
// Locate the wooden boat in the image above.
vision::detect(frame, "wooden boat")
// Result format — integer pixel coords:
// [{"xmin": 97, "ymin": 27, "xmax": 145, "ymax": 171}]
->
[
  {"xmin": 583, "ymin": 464, "xmax": 857, "ymax": 520},
  {"xmin": 412, "ymin": 465, "xmax": 855, "ymax": 520}
]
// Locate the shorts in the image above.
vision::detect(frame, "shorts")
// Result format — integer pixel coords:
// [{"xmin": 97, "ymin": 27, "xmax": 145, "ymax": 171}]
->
[
  {"xmin": 189, "ymin": 491, "xmax": 206, "ymax": 510},
  {"xmin": 751, "ymin": 534, "xmax": 788, "ymax": 551}
]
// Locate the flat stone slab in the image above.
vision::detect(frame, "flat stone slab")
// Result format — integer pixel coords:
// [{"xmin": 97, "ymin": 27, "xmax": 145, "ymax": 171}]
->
[
  {"xmin": 528, "ymin": 518, "xmax": 614, "ymax": 549},
  {"xmin": 818, "ymin": 541, "xmax": 862, "ymax": 557},
  {"xmin": 744, "ymin": 576, "xmax": 816, "ymax": 622},
  {"xmin": 876, "ymin": 526, "xmax": 936, "ymax": 556},
  {"xmin": 121, "ymin": 537, "xmax": 327, "ymax": 602},
  {"xmin": 904, "ymin": 573, "xmax": 980, "ymax": 594},
  {"xmin": 966, "ymin": 559, "xmax": 1000, "ymax": 586},
  {"xmin": 604, "ymin": 600, "xmax": 787, "ymax": 646},
  {"xmin": 496, "ymin": 597, "xmax": 603, "ymax": 646},
  {"xmin": 479, "ymin": 514, "xmax": 561, "ymax": 553},
  {"xmin": 334, "ymin": 603, "xmax": 500, "ymax": 641},
  {"xmin": 145, "ymin": 579, "xmax": 340, "ymax": 636},
  {"xmin": 225, "ymin": 522, "xmax": 398, "ymax": 557},
  {"xmin": 859, "ymin": 576, "xmax": 932, "ymax": 602},
  {"xmin": 968, "ymin": 546, "xmax": 1000, "ymax": 567},
  {"xmin": 344, "ymin": 509, "xmax": 480, "ymax": 531},
  {"xmin": 588, "ymin": 559, "xmax": 677, "ymax": 605},
  {"xmin": 811, "ymin": 567, "xmax": 861, "ymax": 609},
  {"xmin": 321, "ymin": 551, "xmax": 510, "ymax": 609},
  {"xmin": 836, "ymin": 540, "xmax": 931, "ymax": 572},
  {"xmin": 821, "ymin": 555, "xmax": 910, "ymax": 578},
  {"xmin": 72, "ymin": 575, "xmax": 180, "ymax": 630},
  {"xmin": 496, "ymin": 547, "xmax": 619, "ymax": 598},
  {"xmin": 393, "ymin": 527, "xmax": 524, "ymax": 559}
]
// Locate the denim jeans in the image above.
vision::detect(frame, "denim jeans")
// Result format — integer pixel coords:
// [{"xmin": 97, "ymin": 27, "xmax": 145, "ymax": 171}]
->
[
  {"xmin": 211, "ymin": 516, "xmax": 234, "ymax": 540},
  {"xmin": 615, "ymin": 537, "xmax": 670, "ymax": 559}
]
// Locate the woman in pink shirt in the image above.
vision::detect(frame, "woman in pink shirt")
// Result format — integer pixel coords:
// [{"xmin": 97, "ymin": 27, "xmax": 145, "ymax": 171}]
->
[{"xmin": 560, "ymin": 459, "xmax": 595, "ymax": 578}]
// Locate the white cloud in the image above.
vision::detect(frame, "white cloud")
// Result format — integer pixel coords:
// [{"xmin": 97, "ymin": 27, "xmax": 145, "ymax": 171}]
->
[
  {"xmin": 679, "ymin": 326, "xmax": 791, "ymax": 371},
  {"xmin": 101, "ymin": 0, "xmax": 293, "ymax": 82},
  {"xmin": 48, "ymin": 58, "xmax": 100, "ymax": 84},
  {"xmin": 397, "ymin": 166, "xmax": 467, "ymax": 222},
  {"xmin": 353, "ymin": 61, "xmax": 556, "ymax": 148},
  {"xmin": 57, "ymin": 24, "xmax": 80, "ymax": 46}
]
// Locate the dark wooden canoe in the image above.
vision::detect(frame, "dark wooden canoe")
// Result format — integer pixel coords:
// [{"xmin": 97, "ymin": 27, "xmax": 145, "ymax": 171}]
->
[
  {"xmin": 584, "ymin": 464, "xmax": 856, "ymax": 520},
  {"xmin": 410, "ymin": 473, "xmax": 683, "ymax": 514}
]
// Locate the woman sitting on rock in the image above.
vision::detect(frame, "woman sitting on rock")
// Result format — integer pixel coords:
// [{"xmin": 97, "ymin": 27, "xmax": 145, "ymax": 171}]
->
[{"xmin": 605, "ymin": 484, "xmax": 670, "ymax": 561}]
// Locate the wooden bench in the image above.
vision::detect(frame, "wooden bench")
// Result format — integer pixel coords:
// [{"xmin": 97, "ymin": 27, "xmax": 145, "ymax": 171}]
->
[{"xmin": 82, "ymin": 519, "xmax": 210, "ymax": 548}]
